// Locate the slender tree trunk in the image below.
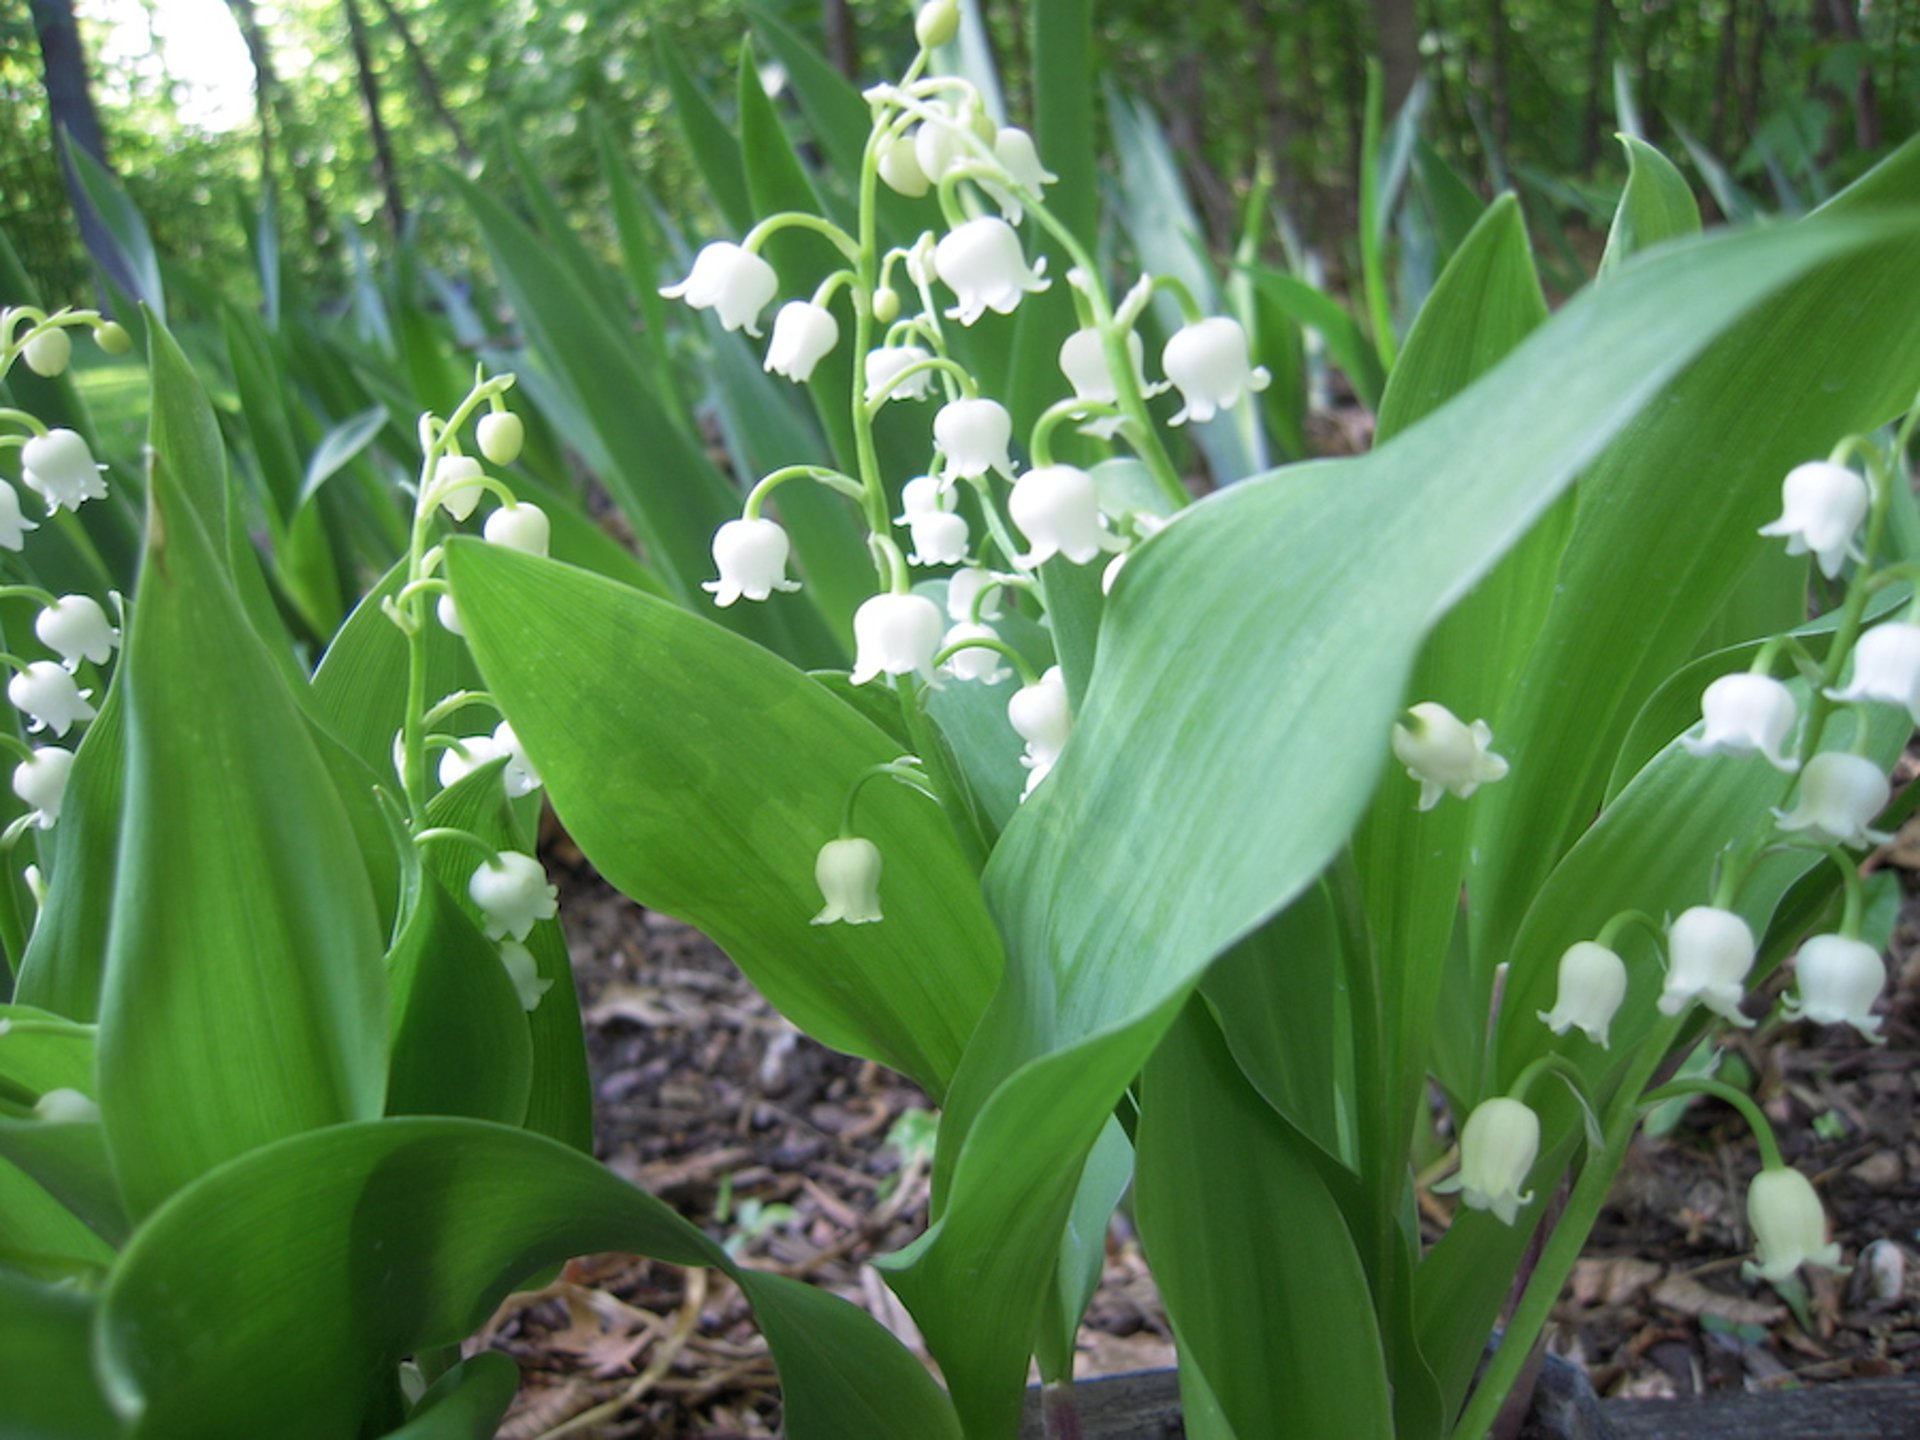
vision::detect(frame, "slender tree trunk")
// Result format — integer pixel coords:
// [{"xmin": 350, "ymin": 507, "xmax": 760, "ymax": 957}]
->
[
  {"xmin": 341, "ymin": 0, "xmax": 406, "ymax": 236},
  {"xmin": 367, "ymin": 0, "xmax": 474, "ymax": 163},
  {"xmin": 1486, "ymin": 0, "xmax": 1513, "ymax": 148},
  {"xmin": 1240, "ymin": 0, "xmax": 1298, "ymax": 198},
  {"xmin": 1581, "ymin": 0, "xmax": 1611, "ymax": 171},
  {"xmin": 821, "ymin": 0, "xmax": 857, "ymax": 81},
  {"xmin": 1822, "ymin": 0, "xmax": 1880, "ymax": 148},
  {"xmin": 1709, "ymin": 0, "xmax": 1740, "ymax": 153},
  {"xmin": 1740, "ymin": 0, "xmax": 1769, "ymax": 131},
  {"xmin": 1370, "ymin": 0, "xmax": 1420, "ymax": 114},
  {"xmin": 224, "ymin": 0, "xmax": 334, "ymax": 261}
]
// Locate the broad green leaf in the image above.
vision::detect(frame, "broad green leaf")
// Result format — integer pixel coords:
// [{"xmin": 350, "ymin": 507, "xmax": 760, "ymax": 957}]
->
[
  {"xmin": 1412, "ymin": 139, "xmax": 1487, "ymax": 264},
  {"xmin": 298, "ymin": 405, "xmax": 389, "ymax": 507},
  {"xmin": 1599, "ymin": 135, "xmax": 1702, "ymax": 276},
  {"xmin": 593, "ymin": 116, "xmax": 686, "ymax": 414},
  {"xmin": 1135, "ymin": 1001, "xmax": 1392, "ymax": 1438},
  {"xmin": 96, "ymin": 1118, "xmax": 959, "ymax": 1440},
  {"xmin": 1030, "ymin": 0, "xmax": 1096, "ymax": 245},
  {"xmin": 445, "ymin": 542, "xmax": 1002, "ymax": 1097},
  {"xmin": 385, "ymin": 1352, "xmax": 519, "ymax": 1440},
  {"xmin": 0, "ymin": 1270, "xmax": 120, "ymax": 1438},
  {"xmin": 0, "ymin": 1006, "xmax": 94, "ymax": 1096},
  {"xmin": 0, "ymin": 1112, "xmax": 127, "ymax": 1245},
  {"xmin": 884, "ymin": 215, "xmax": 1908, "ymax": 1440},
  {"xmin": 98, "ymin": 450, "xmax": 386, "ymax": 1221},
  {"xmin": 65, "ymin": 140, "xmax": 165, "ymax": 321},
  {"xmin": 0, "ymin": 1154, "xmax": 113, "ymax": 1275},
  {"xmin": 1032, "ymin": 1116, "xmax": 1131, "ymax": 1383},
  {"xmin": 1242, "ymin": 266, "xmax": 1387, "ymax": 412},
  {"xmin": 657, "ymin": 38, "xmax": 756, "ymax": 236}
]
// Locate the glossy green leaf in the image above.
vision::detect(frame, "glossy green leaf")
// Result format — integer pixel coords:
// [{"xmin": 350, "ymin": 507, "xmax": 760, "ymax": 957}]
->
[
  {"xmin": 98, "ymin": 449, "xmax": 386, "ymax": 1221},
  {"xmin": 1242, "ymin": 266, "xmax": 1387, "ymax": 412},
  {"xmin": 1412, "ymin": 139, "xmax": 1487, "ymax": 264},
  {"xmin": 0, "ymin": 1270, "xmax": 120, "ymax": 1438},
  {"xmin": 96, "ymin": 1118, "xmax": 959, "ymax": 1440},
  {"xmin": 0, "ymin": 1112, "xmax": 126, "ymax": 1245},
  {"xmin": 66, "ymin": 140, "xmax": 165, "ymax": 321},
  {"xmin": 384, "ymin": 1352, "xmax": 519, "ymax": 1440},
  {"xmin": 445, "ymin": 542, "xmax": 1002, "ymax": 1097},
  {"xmin": 1599, "ymin": 136, "xmax": 1702, "ymax": 276},
  {"xmin": 1030, "ymin": 0, "xmax": 1096, "ymax": 246},
  {"xmin": 657, "ymin": 38, "xmax": 755, "ymax": 236},
  {"xmin": 298, "ymin": 406, "xmax": 389, "ymax": 507},
  {"xmin": 0, "ymin": 1006, "xmax": 94, "ymax": 1096},
  {"xmin": 0, "ymin": 1154, "xmax": 113, "ymax": 1275}
]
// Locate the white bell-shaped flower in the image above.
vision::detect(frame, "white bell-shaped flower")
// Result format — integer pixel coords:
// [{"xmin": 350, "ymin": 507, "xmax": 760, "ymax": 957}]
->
[
  {"xmin": 877, "ymin": 130, "xmax": 931, "ymax": 197},
  {"xmin": 1058, "ymin": 327, "xmax": 1159, "ymax": 408},
  {"xmin": 23, "ymin": 327, "xmax": 73, "ymax": 377},
  {"xmin": 906, "ymin": 510, "xmax": 970, "ymax": 567},
  {"xmin": 7, "ymin": 661, "xmax": 94, "ymax": 737},
  {"xmin": 659, "ymin": 241, "xmax": 779, "ymax": 337},
  {"xmin": 1010, "ymin": 464, "xmax": 1106, "ymax": 567},
  {"xmin": 1391, "ymin": 702, "xmax": 1508, "ymax": 811},
  {"xmin": 850, "ymin": 592, "xmax": 945, "ymax": 686},
  {"xmin": 1681, "ymin": 672, "xmax": 1799, "ymax": 772},
  {"xmin": 33, "ymin": 1087, "xmax": 97, "ymax": 1123},
  {"xmin": 497, "ymin": 940, "xmax": 553, "ymax": 1012},
  {"xmin": 765, "ymin": 301, "xmax": 840, "ymax": 383},
  {"xmin": 1100, "ymin": 513, "xmax": 1167, "ymax": 595},
  {"xmin": 939, "ymin": 621, "xmax": 1011, "ymax": 684},
  {"xmin": 1162, "ymin": 318, "xmax": 1270, "ymax": 426},
  {"xmin": 1008, "ymin": 664, "xmax": 1070, "ymax": 796},
  {"xmin": 437, "ymin": 733, "xmax": 502, "ymax": 790},
  {"xmin": 1658, "ymin": 905, "xmax": 1755, "ymax": 1024},
  {"xmin": 11, "ymin": 746, "xmax": 74, "ymax": 830},
  {"xmin": 1537, "ymin": 940, "xmax": 1628, "ymax": 1048},
  {"xmin": 492, "ymin": 721, "xmax": 542, "ymax": 798},
  {"xmin": 934, "ymin": 397, "xmax": 1015, "ymax": 480},
  {"xmin": 1783, "ymin": 934, "xmax": 1885, "ymax": 1041},
  {"xmin": 431, "ymin": 455, "xmax": 487, "ymax": 521},
  {"xmin": 483, "ymin": 501, "xmax": 550, "ymax": 558},
  {"xmin": 865, "ymin": 345, "xmax": 936, "ymax": 404},
  {"xmin": 703, "ymin": 517, "xmax": 800, "ymax": 607},
  {"xmin": 477, "ymin": 412, "xmax": 524, "ymax": 466},
  {"xmin": 1433, "ymin": 1097, "xmax": 1539, "ymax": 1226},
  {"xmin": 979, "ymin": 126, "xmax": 1058, "ymax": 223},
  {"xmin": 1827, "ymin": 621, "xmax": 1920, "ymax": 723},
  {"xmin": 946, "ymin": 567, "xmax": 1003, "ymax": 623},
  {"xmin": 0, "ymin": 480, "xmax": 39, "ymax": 551},
  {"xmin": 1758, "ymin": 461, "xmax": 1869, "ymax": 579},
  {"xmin": 811, "ymin": 836, "xmax": 884, "ymax": 926},
  {"xmin": 1773, "ymin": 751, "xmax": 1890, "ymax": 847},
  {"xmin": 436, "ymin": 593, "xmax": 465, "ymax": 636},
  {"xmin": 913, "ymin": 115, "xmax": 965, "ymax": 189},
  {"xmin": 34, "ymin": 595, "xmax": 119, "ymax": 671},
  {"xmin": 896, "ymin": 475, "xmax": 946, "ymax": 521},
  {"xmin": 933, "ymin": 217, "xmax": 1049, "ymax": 326},
  {"xmin": 1742, "ymin": 1167, "xmax": 1843, "ymax": 1284},
  {"xmin": 20, "ymin": 428, "xmax": 107, "ymax": 513},
  {"xmin": 468, "ymin": 852, "xmax": 558, "ymax": 942}
]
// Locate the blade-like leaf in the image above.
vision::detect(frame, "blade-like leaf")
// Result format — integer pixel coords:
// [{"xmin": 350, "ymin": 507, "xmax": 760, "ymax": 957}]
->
[
  {"xmin": 0, "ymin": 1270, "xmax": 120, "ymax": 1438},
  {"xmin": 1599, "ymin": 135, "xmax": 1702, "ymax": 276}
]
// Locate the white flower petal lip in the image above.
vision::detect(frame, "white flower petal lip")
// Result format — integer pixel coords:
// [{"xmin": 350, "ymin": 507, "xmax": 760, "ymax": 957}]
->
[
  {"xmin": 864, "ymin": 345, "xmax": 936, "ymax": 404},
  {"xmin": 896, "ymin": 475, "xmax": 950, "ymax": 523},
  {"xmin": 979, "ymin": 125, "xmax": 1058, "ymax": 223},
  {"xmin": 0, "ymin": 480, "xmax": 40, "ymax": 551},
  {"xmin": 1783, "ymin": 933, "xmax": 1885, "ymax": 1040},
  {"xmin": 703, "ymin": 517, "xmax": 801, "ymax": 607},
  {"xmin": 764, "ymin": 301, "xmax": 840, "ymax": 383},
  {"xmin": 1391, "ymin": 701, "xmax": 1508, "ymax": 811},
  {"xmin": 492, "ymin": 721, "xmax": 543, "ymax": 799},
  {"xmin": 1741, "ymin": 1167, "xmax": 1843, "ymax": 1284},
  {"xmin": 811, "ymin": 836, "xmax": 884, "ymax": 925},
  {"xmin": 658, "ymin": 241, "xmax": 779, "ymax": 337},
  {"xmin": 431, "ymin": 454, "xmax": 487, "ymax": 521},
  {"xmin": 1433, "ymin": 1097, "xmax": 1538, "ymax": 1226},
  {"xmin": 1537, "ymin": 940, "xmax": 1628, "ymax": 1048},
  {"xmin": 1827, "ymin": 621, "xmax": 1920, "ymax": 723},
  {"xmin": 7, "ymin": 660, "xmax": 95, "ymax": 737},
  {"xmin": 1772, "ymin": 750, "xmax": 1891, "ymax": 847},
  {"xmin": 933, "ymin": 217, "xmax": 1049, "ymax": 326},
  {"xmin": 850, "ymin": 592, "xmax": 945, "ymax": 686},
  {"xmin": 438, "ymin": 734, "xmax": 502, "ymax": 790},
  {"xmin": 1758, "ymin": 461, "xmax": 1869, "ymax": 579},
  {"xmin": 20, "ymin": 428, "xmax": 107, "ymax": 513},
  {"xmin": 1681, "ymin": 672, "xmax": 1800, "ymax": 772},
  {"xmin": 933, "ymin": 397, "xmax": 1015, "ymax": 481},
  {"xmin": 1658, "ymin": 905, "xmax": 1755, "ymax": 1024},
  {"xmin": 1058, "ymin": 327, "xmax": 1160, "ymax": 407},
  {"xmin": 11, "ymin": 746, "xmax": 74, "ymax": 830},
  {"xmin": 1010, "ymin": 464, "xmax": 1106, "ymax": 566},
  {"xmin": 939, "ymin": 621, "xmax": 1010, "ymax": 684},
  {"xmin": 1008, "ymin": 665, "xmax": 1072, "ymax": 781},
  {"xmin": 1161, "ymin": 317, "xmax": 1271, "ymax": 426},
  {"xmin": 497, "ymin": 940, "xmax": 553, "ymax": 1012},
  {"xmin": 468, "ymin": 852, "xmax": 558, "ymax": 942},
  {"xmin": 35, "ymin": 594, "xmax": 120, "ymax": 671},
  {"xmin": 906, "ymin": 510, "xmax": 970, "ymax": 567},
  {"xmin": 483, "ymin": 501, "xmax": 551, "ymax": 558},
  {"xmin": 477, "ymin": 412, "xmax": 525, "ymax": 467}
]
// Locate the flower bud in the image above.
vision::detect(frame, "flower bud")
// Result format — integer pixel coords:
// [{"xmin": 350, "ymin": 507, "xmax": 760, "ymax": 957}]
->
[
  {"xmin": 34, "ymin": 595, "xmax": 120, "ymax": 671},
  {"xmin": 1435, "ymin": 1097, "xmax": 1538, "ymax": 1226},
  {"xmin": 933, "ymin": 397, "xmax": 1015, "ymax": 481},
  {"xmin": 1391, "ymin": 702, "xmax": 1508, "ymax": 811},
  {"xmin": 1826, "ymin": 621, "xmax": 1920, "ymax": 723},
  {"xmin": 1783, "ymin": 934, "xmax": 1885, "ymax": 1041},
  {"xmin": 0, "ymin": 480, "xmax": 39, "ymax": 552},
  {"xmin": 11, "ymin": 746, "xmax": 73, "ymax": 830},
  {"xmin": 872, "ymin": 286, "xmax": 902, "ymax": 324},
  {"xmin": 94, "ymin": 321, "xmax": 133, "ymax": 355},
  {"xmin": 1537, "ymin": 940, "xmax": 1628, "ymax": 1048},
  {"xmin": 23, "ymin": 327, "xmax": 72, "ymax": 377},
  {"xmin": 1772, "ymin": 751, "xmax": 1890, "ymax": 848},
  {"xmin": 1742, "ymin": 1166, "xmax": 1842, "ymax": 1284},
  {"xmin": 436, "ymin": 593, "xmax": 465, "ymax": 636},
  {"xmin": 876, "ymin": 132, "xmax": 931, "ymax": 198},
  {"xmin": 1759, "ymin": 461, "xmax": 1868, "ymax": 579},
  {"xmin": 468, "ymin": 852, "xmax": 558, "ymax": 942},
  {"xmin": 764, "ymin": 301, "xmax": 840, "ymax": 383},
  {"xmin": 477, "ymin": 411, "xmax": 525, "ymax": 466},
  {"xmin": 915, "ymin": 0, "xmax": 960, "ymax": 49},
  {"xmin": 933, "ymin": 217, "xmax": 1049, "ymax": 326},
  {"xmin": 34, "ymin": 1087, "xmax": 98, "ymax": 1123},
  {"xmin": 1659, "ymin": 906, "xmax": 1754, "ymax": 1024},
  {"xmin": 431, "ymin": 454, "xmax": 487, "ymax": 521},
  {"xmin": 7, "ymin": 660, "xmax": 95, "ymax": 737},
  {"xmin": 659, "ymin": 241, "xmax": 779, "ymax": 337},
  {"xmin": 20, "ymin": 428, "xmax": 107, "ymax": 513},
  {"xmin": 812, "ymin": 836, "xmax": 884, "ymax": 925},
  {"xmin": 1010, "ymin": 463, "xmax": 1106, "ymax": 566},
  {"xmin": 1681, "ymin": 672, "xmax": 1799, "ymax": 772},
  {"xmin": 850, "ymin": 592, "xmax": 945, "ymax": 686},
  {"xmin": 703, "ymin": 517, "xmax": 801, "ymax": 607},
  {"xmin": 483, "ymin": 501, "xmax": 550, "ymax": 558}
]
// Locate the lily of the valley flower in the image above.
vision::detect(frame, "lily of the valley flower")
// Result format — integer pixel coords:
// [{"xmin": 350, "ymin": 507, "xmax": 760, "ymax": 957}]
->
[
  {"xmin": 23, "ymin": 327, "xmax": 72, "ymax": 377},
  {"xmin": 35, "ymin": 595, "xmax": 119, "ymax": 671},
  {"xmin": 877, "ymin": 130, "xmax": 931, "ymax": 197},
  {"xmin": 1773, "ymin": 751, "xmax": 1891, "ymax": 847},
  {"xmin": 438, "ymin": 733, "xmax": 502, "ymax": 790},
  {"xmin": 1742, "ymin": 1166, "xmax": 1843, "ymax": 1284},
  {"xmin": 1391, "ymin": 702, "xmax": 1509, "ymax": 811},
  {"xmin": 851, "ymin": 592, "xmax": 945, "ymax": 686},
  {"xmin": 897, "ymin": 477, "xmax": 970, "ymax": 566},
  {"xmin": 765, "ymin": 301, "xmax": 840, "ymax": 383},
  {"xmin": 0, "ymin": 481, "xmax": 39, "ymax": 551},
  {"xmin": 705, "ymin": 517, "xmax": 801, "ymax": 607},
  {"xmin": 1537, "ymin": 940, "xmax": 1628, "ymax": 1048},
  {"xmin": 1784, "ymin": 934, "xmax": 1885, "ymax": 1041},
  {"xmin": 1759, "ymin": 461, "xmax": 1869, "ymax": 579},
  {"xmin": 438, "ymin": 722, "xmax": 542, "ymax": 798},
  {"xmin": 1059, "ymin": 327, "xmax": 1158, "ymax": 408},
  {"xmin": 934, "ymin": 397, "xmax": 1015, "ymax": 480},
  {"xmin": 468, "ymin": 852, "xmax": 559, "ymax": 942},
  {"xmin": 477, "ymin": 412, "xmax": 525, "ymax": 466},
  {"xmin": 865, "ymin": 345, "xmax": 937, "ymax": 404},
  {"xmin": 497, "ymin": 940, "xmax": 553, "ymax": 1012},
  {"xmin": 11, "ymin": 746, "xmax": 73, "ymax": 829},
  {"xmin": 1010, "ymin": 464, "xmax": 1106, "ymax": 566},
  {"xmin": 1008, "ymin": 664, "xmax": 1070, "ymax": 797},
  {"xmin": 1681, "ymin": 672, "xmax": 1799, "ymax": 771},
  {"xmin": 812, "ymin": 836, "xmax": 883, "ymax": 925},
  {"xmin": 940, "ymin": 621, "xmax": 1011, "ymax": 684},
  {"xmin": 20, "ymin": 428, "xmax": 107, "ymax": 513},
  {"xmin": 933, "ymin": 217, "xmax": 1049, "ymax": 326},
  {"xmin": 979, "ymin": 126, "xmax": 1057, "ymax": 223},
  {"xmin": 659, "ymin": 241, "xmax": 779, "ymax": 336},
  {"xmin": 1434, "ymin": 1097, "xmax": 1539, "ymax": 1226},
  {"xmin": 946, "ymin": 567, "xmax": 1003, "ymax": 623},
  {"xmin": 483, "ymin": 501, "xmax": 551, "ymax": 558},
  {"xmin": 1827, "ymin": 621, "xmax": 1920, "ymax": 723},
  {"xmin": 431, "ymin": 455, "xmax": 487, "ymax": 521},
  {"xmin": 436, "ymin": 593, "xmax": 465, "ymax": 636},
  {"xmin": 1162, "ymin": 317, "xmax": 1270, "ymax": 426},
  {"xmin": 7, "ymin": 661, "xmax": 94, "ymax": 737},
  {"xmin": 912, "ymin": 115, "xmax": 965, "ymax": 188},
  {"xmin": 1658, "ymin": 906, "xmax": 1755, "ymax": 1024},
  {"xmin": 491, "ymin": 721, "xmax": 542, "ymax": 798}
]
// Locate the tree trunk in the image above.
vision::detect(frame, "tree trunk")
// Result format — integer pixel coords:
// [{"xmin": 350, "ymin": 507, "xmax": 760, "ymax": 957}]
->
[
  {"xmin": 1740, "ymin": 0, "xmax": 1770, "ymax": 131},
  {"xmin": 224, "ymin": 0, "xmax": 335, "ymax": 261},
  {"xmin": 1822, "ymin": 0, "xmax": 1880, "ymax": 148},
  {"xmin": 1709, "ymin": 0, "xmax": 1740, "ymax": 153},
  {"xmin": 1581, "ymin": 0, "xmax": 1611, "ymax": 171},
  {"xmin": 1240, "ymin": 0, "xmax": 1298, "ymax": 198},
  {"xmin": 341, "ymin": 0, "xmax": 406, "ymax": 236},
  {"xmin": 367, "ymin": 0, "xmax": 474, "ymax": 163},
  {"xmin": 1370, "ymin": 0, "xmax": 1420, "ymax": 115},
  {"xmin": 1487, "ymin": 0, "xmax": 1513, "ymax": 148},
  {"xmin": 821, "ymin": 0, "xmax": 858, "ymax": 82}
]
